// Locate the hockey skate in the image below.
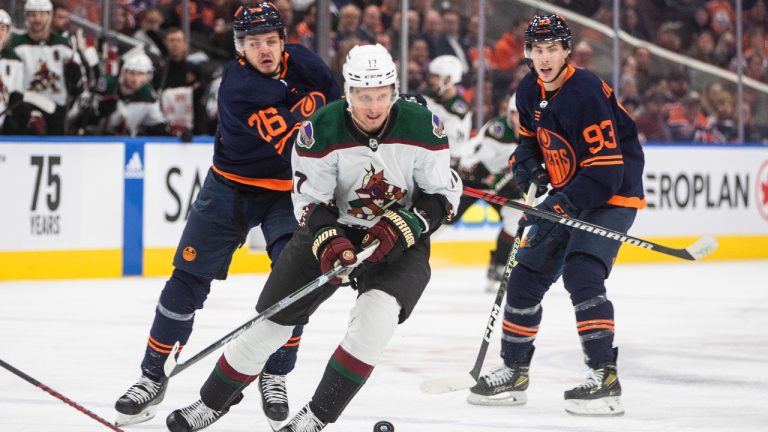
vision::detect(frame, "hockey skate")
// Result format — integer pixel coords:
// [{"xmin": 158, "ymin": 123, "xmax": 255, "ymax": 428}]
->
[
  {"xmin": 259, "ymin": 371, "xmax": 290, "ymax": 430},
  {"xmin": 485, "ymin": 263, "xmax": 505, "ymax": 292},
  {"xmin": 166, "ymin": 399, "xmax": 227, "ymax": 432},
  {"xmin": 467, "ymin": 362, "xmax": 530, "ymax": 406},
  {"xmin": 278, "ymin": 403, "xmax": 326, "ymax": 432},
  {"xmin": 114, "ymin": 375, "xmax": 168, "ymax": 427},
  {"xmin": 564, "ymin": 362, "xmax": 624, "ymax": 416}
]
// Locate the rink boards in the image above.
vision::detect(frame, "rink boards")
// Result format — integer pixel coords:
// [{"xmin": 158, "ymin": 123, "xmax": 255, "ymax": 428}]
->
[{"xmin": 0, "ymin": 137, "xmax": 766, "ymax": 280}]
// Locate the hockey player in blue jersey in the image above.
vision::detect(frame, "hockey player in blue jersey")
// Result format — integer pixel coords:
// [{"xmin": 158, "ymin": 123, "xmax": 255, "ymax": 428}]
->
[
  {"xmin": 467, "ymin": 14, "xmax": 645, "ymax": 416},
  {"xmin": 114, "ymin": 3, "xmax": 340, "ymax": 429}
]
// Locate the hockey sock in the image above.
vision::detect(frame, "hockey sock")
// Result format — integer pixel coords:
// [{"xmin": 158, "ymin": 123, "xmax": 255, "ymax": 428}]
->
[
  {"xmin": 200, "ymin": 355, "xmax": 256, "ymax": 411},
  {"xmin": 501, "ymin": 264, "xmax": 550, "ymax": 365},
  {"xmin": 141, "ymin": 269, "xmax": 212, "ymax": 380},
  {"xmin": 310, "ymin": 346, "xmax": 374, "ymax": 424},
  {"xmin": 264, "ymin": 324, "xmax": 304, "ymax": 375},
  {"xmin": 491, "ymin": 230, "xmax": 516, "ymax": 266},
  {"xmin": 563, "ymin": 254, "xmax": 615, "ymax": 368}
]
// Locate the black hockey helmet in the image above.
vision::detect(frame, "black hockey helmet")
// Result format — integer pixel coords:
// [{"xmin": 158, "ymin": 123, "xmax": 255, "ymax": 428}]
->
[
  {"xmin": 233, "ymin": 2, "xmax": 285, "ymax": 41},
  {"xmin": 524, "ymin": 14, "xmax": 572, "ymax": 58}
]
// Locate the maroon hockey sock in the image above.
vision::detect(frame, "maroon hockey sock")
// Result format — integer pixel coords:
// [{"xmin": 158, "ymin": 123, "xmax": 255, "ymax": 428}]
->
[
  {"xmin": 310, "ymin": 346, "xmax": 374, "ymax": 423},
  {"xmin": 200, "ymin": 355, "xmax": 256, "ymax": 411}
]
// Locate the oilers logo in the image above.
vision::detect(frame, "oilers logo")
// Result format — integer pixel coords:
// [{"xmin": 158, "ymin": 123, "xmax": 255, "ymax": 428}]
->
[{"xmin": 537, "ymin": 127, "xmax": 576, "ymax": 188}]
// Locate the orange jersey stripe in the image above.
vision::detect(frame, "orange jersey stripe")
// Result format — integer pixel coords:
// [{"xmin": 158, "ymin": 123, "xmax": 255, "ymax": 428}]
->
[
  {"xmin": 519, "ymin": 125, "xmax": 535, "ymax": 137},
  {"xmin": 580, "ymin": 155, "xmax": 624, "ymax": 167},
  {"xmin": 577, "ymin": 324, "xmax": 615, "ymax": 332},
  {"xmin": 212, "ymin": 165, "xmax": 293, "ymax": 191},
  {"xmin": 607, "ymin": 195, "xmax": 647, "ymax": 209}
]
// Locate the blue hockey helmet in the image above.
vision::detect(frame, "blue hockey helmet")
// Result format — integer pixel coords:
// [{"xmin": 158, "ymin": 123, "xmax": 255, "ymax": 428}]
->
[
  {"xmin": 233, "ymin": 2, "xmax": 285, "ymax": 45},
  {"xmin": 524, "ymin": 14, "xmax": 572, "ymax": 58}
]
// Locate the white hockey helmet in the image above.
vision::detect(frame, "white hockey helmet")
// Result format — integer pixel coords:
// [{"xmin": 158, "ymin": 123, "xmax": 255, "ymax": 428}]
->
[
  {"xmin": 0, "ymin": 9, "xmax": 12, "ymax": 27},
  {"xmin": 25, "ymin": 0, "xmax": 53, "ymax": 12},
  {"xmin": 342, "ymin": 43, "xmax": 399, "ymax": 105},
  {"xmin": 122, "ymin": 52, "xmax": 154, "ymax": 82},
  {"xmin": 428, "ymin": 55, "xmax": 463, "ymax": 94}
]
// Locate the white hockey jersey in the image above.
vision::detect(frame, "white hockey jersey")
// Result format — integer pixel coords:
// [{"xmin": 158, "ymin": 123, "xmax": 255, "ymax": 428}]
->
[
  {"xmin": 423, "ymin": 93, "xmax": 472, "ymax": 160},
  {"xmin": 0, "ymin": 56, "xmax": 24, "ymax": 126},
  {"xmin": 292, "ymin": 99, "xmax": 462, "ymax": 229},
  {"xmin": 5, "ymin": 33, "xmax": 80, "ymax": 107}
]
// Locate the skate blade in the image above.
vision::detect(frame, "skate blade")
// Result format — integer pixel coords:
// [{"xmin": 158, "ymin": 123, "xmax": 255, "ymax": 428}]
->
[
  {"xmin": 266, "ymin": 417, "xmax": 283, "ymax": 431},
  {"xmin": 467, "ymin": 390, "xmax": 527, "ymax": 406},
  {"xmin": 115, "ymin": 406, "xmax": 157, "ymax": 427},
  {"xmin": 565, "ymin": 396, "xmax": 625, "ymax": 416}
]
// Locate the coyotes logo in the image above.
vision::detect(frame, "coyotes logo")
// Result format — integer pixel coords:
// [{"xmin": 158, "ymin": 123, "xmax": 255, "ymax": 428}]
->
[
  {"xmin": 537, "ymin": 127, "xmax": 576, "ymax": 188},
  {"xmin": 28, "ymin": 60, "xmax": 62, "ymax": 94},
  {"xmin": 348, "ymin": 164, "xmax": 405, "ymax": 221}
]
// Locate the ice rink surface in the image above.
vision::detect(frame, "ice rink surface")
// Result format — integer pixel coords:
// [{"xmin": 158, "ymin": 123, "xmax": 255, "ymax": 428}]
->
[{"xmin": 1, "ymin": 260, "xmax": 767, "ymax": 432}]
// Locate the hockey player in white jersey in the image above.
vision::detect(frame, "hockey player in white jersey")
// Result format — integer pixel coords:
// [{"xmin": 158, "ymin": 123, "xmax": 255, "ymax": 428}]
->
[
  {"xmin": 424, "ymin": 54, "xmax": 472, "ymax": 167},
  {"xmin": 0, "ymin": 9, "xmax": 25, "ymax": 131},
  {"xmin": 457, "ymin": 94, "xmax": 526, "ymax": 291},
  {"xmin": 166, "ymin": 43, "xmax": 462, "ymax": 432},
  {"xmin": 69, "ymin": 52, "xmax": 169, "ymax": 136},
  {"xmin": 4, "ymin": 0, "xmax": 84, "ymax": 134}
]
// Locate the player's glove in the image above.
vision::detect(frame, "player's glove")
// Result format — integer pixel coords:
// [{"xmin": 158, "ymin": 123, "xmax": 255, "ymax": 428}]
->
[
  {"xmin": 511, "ymin": 156, "xmax": 550, "ymax": 198},
  {"xmin": 519, "ymin": 192, "xmax": 578, "ymax": 227},
  {"xmin": 399, "ymin": 93, "xmax": 428, "ymax": 108},
  {"xmin": 361, "ymin": 208, "xmax": 425, "ymax": 263},
  {"xmin": 312, "ymin": 226, "xmax": 357, "ymax": 285}
]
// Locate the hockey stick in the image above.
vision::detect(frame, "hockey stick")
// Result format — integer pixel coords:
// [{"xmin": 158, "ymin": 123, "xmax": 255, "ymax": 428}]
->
[
  {"xmin": 163, "ymin": 241, "xmax": 379, "ymax": 378},
  {"xmin": 0, "ymin": 358, "xmax": 124, "ymax": 431},
  {"xmin": 420, "ymin": 184, "xmax": 537, "ymax": 394},
  {"xmin": 463, "ymin": 187, "xmax": 718, "ymax": 261}
]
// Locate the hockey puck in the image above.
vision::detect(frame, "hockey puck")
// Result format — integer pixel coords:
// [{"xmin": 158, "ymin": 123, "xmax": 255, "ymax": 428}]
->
[{"xmin": 373, "ymin": 420, "xmax": 394, "ymax": 432}]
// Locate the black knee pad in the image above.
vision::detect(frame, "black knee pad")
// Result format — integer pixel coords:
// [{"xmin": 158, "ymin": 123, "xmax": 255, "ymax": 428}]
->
[
  {"xmin": 562, "ymin": 253, "xmax": 608, "ymax": 305},
  {"xmin": 159, "ymin": 268, "xmax": 214, "ymax": 314},
  {"xmin": 506, "ymin": 264, "xmax": 554, "ymax": 308}
]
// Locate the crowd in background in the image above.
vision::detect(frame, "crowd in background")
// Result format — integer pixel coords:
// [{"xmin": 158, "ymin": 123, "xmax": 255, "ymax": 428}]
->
[{"xmin": 1, "ymin": 0, "xmax": 766, "ymax": 143}]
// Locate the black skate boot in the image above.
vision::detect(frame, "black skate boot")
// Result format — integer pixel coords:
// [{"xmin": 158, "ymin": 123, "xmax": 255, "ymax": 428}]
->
[
  {"xmin": 467, "ymin": 362, "xmax": 530, "ymax": 406},
  {"xmin": 278, "ymin": 403, "xmax": 326, "ymax": 432},
  {"xmin": 485, "ymin": 262, "xmax": 505, "ymax": 293},
  {"xmin": 564, "ymin": 362, "xmax": 624, "ymax": 416},
  {"xmin": 166, "ymin": 399, "xmax": 227, "ymax": 432},
  {"xmin": 259, "ymin": 371, "xmax": 289, "ymax": 430},
  {"xmin": 114, "ymin": 375, "xmax": 168, "ymax": 426}
]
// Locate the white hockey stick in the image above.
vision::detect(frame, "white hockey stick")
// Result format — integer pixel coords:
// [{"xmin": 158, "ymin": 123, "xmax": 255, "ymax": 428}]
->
[
  {"xmin": 163, "ymin": 241, "xmax": 379, "ymax": 378},
  {"xmin": 420, "ymin": 184, "xmax": 538, "ymax": 395}
]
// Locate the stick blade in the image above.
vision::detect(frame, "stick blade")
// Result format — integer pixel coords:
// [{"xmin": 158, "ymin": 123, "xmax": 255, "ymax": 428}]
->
[
  {"xmin": 162, "ymin": 341, "xmax": 181, "ymax": 378},
  {"xmin": 420, "ymin": 373, "xmax": 477, "ymax": 395},
  {"xmin": 686, "ymin": 235, "xmax": 719, "ymax": 260}
]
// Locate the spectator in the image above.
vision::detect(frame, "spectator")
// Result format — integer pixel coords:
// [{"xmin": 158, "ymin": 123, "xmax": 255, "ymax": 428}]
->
[
  {"xmin": 667, "ymin": 68, "xmax": 690, "ymax": 101},
  {"xmin": 493, "ymin": 20, "xmax": 526, "ymax": 72},
  {"xmin": 359, "ymin": 4, "xmax": 382, "ymax": 43},
  {"xmin": 408, "ymin": 37, "xmax": 431, "ymax": 74},
  {"xmin": 700, "ymin": 81, "xmax": 724, "ymax": 116},
  {"xmin": 155, "ymin": 27, "xmax": 204, "ymax": 136},
  {"xmin": 570, "ymin": 41, "xmax": 595, "ymax": 70},
  {"xmin": 422, "ymin": 8, "xmax": 448, "ymax": 58},
  {"xmin": 374, "ymin": 31, "xmax": 392, "ymax": 53},
  {"xmin": 695, "ymin": 89, "xmax": 737, "ymax": 143},
  {"xmin": 406, "ymin": 59, "xmax": 426, "ymax": 93},
  {"xmin": 295, "ymin": 2, "xmax": 317, "ymax": 50},
  {"xmin": 666, "ymin": 91, "xmax": 708, "ymax": 141},
  {"xmin": 51, "ymin": 2, "xmax": 70, "ymax": 37},
  {"xmin": 654, "ymin": 22, "xmax": 683, "ymax": 52},
  {"xmin": 621, "ymin": 7, "xmax": 650, "ymax": 41},
  {"xmin": 133, "ymin": 7, "xmax": 165, "ymax": 57},
  {"xmin": 435, "ymin": 9, "xmax": 470, "ymax": 79},
  {"xmin": 687, "ymin": 30, "xmax": 717, "ymax": 64},
  {"xmin": 635, "ymin": 92, "xmax": 673, "ymax": 142},
  {"xmin": 705, "ymin": 0, "xmax": 735, "ymax": 35},
  {"xmin": 334, "ymin": 4, "xmax": 363, "ymax": 50}
]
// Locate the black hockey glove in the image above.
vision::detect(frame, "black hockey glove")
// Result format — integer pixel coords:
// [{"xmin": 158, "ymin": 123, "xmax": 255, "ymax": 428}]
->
[
  {"xmin": 312, "ymin": 226, "xmax": 357, "ymax": 286},
  {"xmin": 511, "ymin": 156, "xmax": 550, "ymax": 198},
  {"xmin": 399, "ymin": 93, "xmax": 428, "ymax": 108},
  {"xmin": 519, "ymin": 192, "xmax": 578, "ymax": 227}
]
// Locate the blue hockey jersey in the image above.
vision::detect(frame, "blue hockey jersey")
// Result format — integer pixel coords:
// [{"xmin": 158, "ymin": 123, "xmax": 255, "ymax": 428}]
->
[
  {"xmin": 213, "ymin": 44, "xmax": 341, "ymax": 191},
  {"xmin": 514, "ymin": 65, "xmax": 645, "ymax": 211}
]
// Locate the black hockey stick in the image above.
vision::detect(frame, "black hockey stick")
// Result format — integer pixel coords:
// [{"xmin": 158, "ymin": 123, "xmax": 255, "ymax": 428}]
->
[
  {"xmin": 163, "ymin": 241, "xmax": 379, "ymax": 378},
  {"xmin": 420, "ymin": 184, "xmax": 537, "ymax": 394},
  {"xmin": 464, "ymin": 187, "xmax": 718, "ymax": 261},
  {"xmin": 0, "ymin": 358, "xmax": 124, "ymax": 431}
]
